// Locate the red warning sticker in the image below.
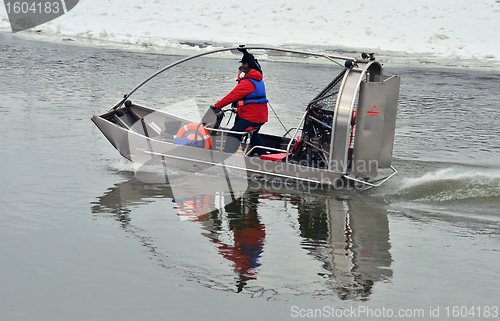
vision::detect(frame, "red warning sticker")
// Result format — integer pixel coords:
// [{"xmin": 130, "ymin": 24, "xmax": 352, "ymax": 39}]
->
[{"xmin": 367, "ymin": 104, "xmax": 379, "ymax": 116}]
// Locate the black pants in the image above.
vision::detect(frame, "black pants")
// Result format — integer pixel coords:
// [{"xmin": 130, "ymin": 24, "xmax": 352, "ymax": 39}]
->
[{"xmin": 224, "ymin": 118, "xmax": 266, "ymax": 156}]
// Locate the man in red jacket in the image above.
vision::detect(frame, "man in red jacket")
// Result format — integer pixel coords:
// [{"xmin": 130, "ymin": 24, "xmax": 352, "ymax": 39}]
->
[{"xmin": 211, "ymin": 48, "xmax": 268, "ymax": 156}]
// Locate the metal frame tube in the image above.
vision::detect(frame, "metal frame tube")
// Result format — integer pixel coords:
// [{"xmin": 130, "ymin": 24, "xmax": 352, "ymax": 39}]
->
[
  {"xmin": 285, "ymin": 110, "xmax": 308, "ymax": 163},
  {"xmin": 111, "ymin": 47, "xmax": 356, "ymax": 110}
]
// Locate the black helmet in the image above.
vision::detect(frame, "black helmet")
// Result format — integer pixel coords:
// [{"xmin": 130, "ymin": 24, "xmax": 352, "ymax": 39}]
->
[{"xmin": 238, "ymin": 46, "xmax": 263, "ymax": 74}]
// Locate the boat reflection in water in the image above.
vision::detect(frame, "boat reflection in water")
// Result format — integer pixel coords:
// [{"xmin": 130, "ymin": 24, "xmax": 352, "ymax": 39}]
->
[
  {"xmin": 296, "ymin": 196, "xmax": 392, "ymax": 300},
  {"xmin": 92, "ymin": 172, "xmax": 392, "ymax": 299}
]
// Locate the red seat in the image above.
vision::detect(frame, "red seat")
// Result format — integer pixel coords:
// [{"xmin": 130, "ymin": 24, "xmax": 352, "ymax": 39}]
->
[{"xmin": 259, "ymin": 153, "xmax": 289, "ymax": 162}]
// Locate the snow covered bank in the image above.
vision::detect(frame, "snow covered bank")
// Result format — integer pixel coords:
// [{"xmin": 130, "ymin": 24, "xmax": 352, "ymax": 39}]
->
[{"xmin": 1, "ymin": 0, "xmax": 499, "ymax": 67}]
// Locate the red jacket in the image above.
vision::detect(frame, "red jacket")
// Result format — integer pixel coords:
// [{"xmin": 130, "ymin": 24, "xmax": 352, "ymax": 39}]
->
[{"xmin": 214, "ymin": 69, "xmax": 268, "ymax": 124}]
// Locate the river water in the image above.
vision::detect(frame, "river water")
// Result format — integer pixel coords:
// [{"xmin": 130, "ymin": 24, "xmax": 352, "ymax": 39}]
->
[{"xmin": 1, "ymin": 33, "xmax": 499, "ymax": 320}]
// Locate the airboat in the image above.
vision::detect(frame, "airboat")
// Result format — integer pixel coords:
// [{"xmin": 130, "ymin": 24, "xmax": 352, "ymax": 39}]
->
[{"xmin": 92, "ymin": 46, "xmax": 400, "ymax": 190}]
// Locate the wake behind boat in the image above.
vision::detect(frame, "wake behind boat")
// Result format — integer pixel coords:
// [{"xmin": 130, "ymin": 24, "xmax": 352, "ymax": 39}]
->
[{"xmin": 92, "ymin": 47, "xmax": 400, "ymax": 190}]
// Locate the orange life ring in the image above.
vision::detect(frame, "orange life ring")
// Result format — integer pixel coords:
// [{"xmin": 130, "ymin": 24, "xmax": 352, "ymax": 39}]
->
[{"xmin": 175, "ymin": 123, "xmax": 212, "ymax": 149}]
